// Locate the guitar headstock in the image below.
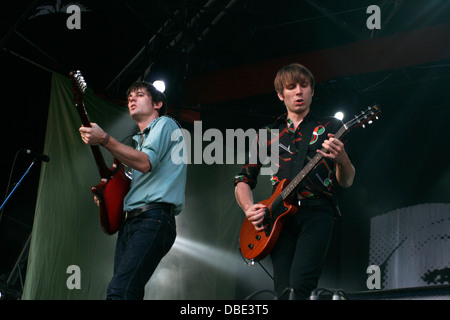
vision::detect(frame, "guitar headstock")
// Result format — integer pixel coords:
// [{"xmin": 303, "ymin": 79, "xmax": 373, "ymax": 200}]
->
[
  {"xmin": 69, "ymin": 70, "xmax": 87, "ymax": 106},
  {"xmin": 345, "ymin": 104, "xmax": 381, "ymax": 130},
  {"xmin": 69, "ymin": 70, "xmax": 92, "ymax": 126}
]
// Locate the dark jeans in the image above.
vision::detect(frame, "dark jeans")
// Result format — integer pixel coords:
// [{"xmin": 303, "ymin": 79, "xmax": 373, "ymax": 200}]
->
[
  {"xmin": 270, "ymin": 205, "xmax": 335, "ymax": 300},
  {"xmin": 106, "ymin": 205, "xmax": 176, "ymax": 300}
]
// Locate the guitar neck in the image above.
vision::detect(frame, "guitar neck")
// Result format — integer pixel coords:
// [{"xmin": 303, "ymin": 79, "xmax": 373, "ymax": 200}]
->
[
  {"xmin": 91, "ymin": 145, "xmax": 111, "ymax": 179},
  {"xmin": 279, "ymin": 105, "xmax": 380, "ymax": 200},
  {"xmin": 280, "ymin": 124, "xmax": 347, "ymax": 200},
  {"xmin": 76, "ymin": 102, "xmax": 111, "ymax": 179}
]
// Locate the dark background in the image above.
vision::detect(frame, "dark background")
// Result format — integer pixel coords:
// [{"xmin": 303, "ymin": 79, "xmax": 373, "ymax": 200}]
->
[{"xmin": 0, "ymin": 0, "xmax": 449, "ymax": 299}]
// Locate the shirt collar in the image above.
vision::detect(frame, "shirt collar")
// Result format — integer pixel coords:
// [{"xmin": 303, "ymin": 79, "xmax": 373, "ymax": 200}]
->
[
  {"xmin": 275, "ymin": 112, "xmax": 313, "ymax": 128},
  {"xmin": 135, "ymin": 116, "xmax": 161, "ymax": 137},
  {"xmin": 132, "ymin": 117, "xmax": 162, "ymax": 144}
]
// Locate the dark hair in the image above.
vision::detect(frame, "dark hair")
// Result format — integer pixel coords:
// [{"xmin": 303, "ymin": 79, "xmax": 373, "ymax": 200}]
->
[
  {"xmin": 274, "ymin": 63, "xmax": 315, "ymax": 94},
  {"xmin": 126, "ymin": 81, "xmax": 168, "ymax": 115}
]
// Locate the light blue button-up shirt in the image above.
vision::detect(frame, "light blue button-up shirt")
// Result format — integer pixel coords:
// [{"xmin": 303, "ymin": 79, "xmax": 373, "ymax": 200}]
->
[{"xmin": 123, "ymin": 116, "xmax": 187, "ymax": 215}]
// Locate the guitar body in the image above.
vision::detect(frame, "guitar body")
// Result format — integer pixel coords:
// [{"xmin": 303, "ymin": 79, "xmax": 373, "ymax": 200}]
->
[
  {"xmin": 239, "ymin": 179, "xmax": 298, "ymax": 261},
  {"xmin": 91, "ymin": 159, "xmax": 131, "ymax": 235}
]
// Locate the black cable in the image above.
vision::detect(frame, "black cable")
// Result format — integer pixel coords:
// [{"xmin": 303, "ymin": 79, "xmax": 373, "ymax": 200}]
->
[
  {"xmin": 238, "ymin": 247, "xmax": 274, "ymax": 280},
  {"xmin": 256, "ymin": 261, "xmax": 274, "ymax": 280},
  {"xmin": 244, "ymin": 289, "xmax": 277, "ymax": 300}
]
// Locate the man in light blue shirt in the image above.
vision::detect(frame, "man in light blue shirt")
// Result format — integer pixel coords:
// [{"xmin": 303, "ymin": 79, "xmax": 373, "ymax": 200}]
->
[
  {"xmin": 79, "ymin": 81, "xmax": 187, "ymax": 300},
  {"xmin": 124, "ymin": 115, "xmax": 186, "ymax": 215}
]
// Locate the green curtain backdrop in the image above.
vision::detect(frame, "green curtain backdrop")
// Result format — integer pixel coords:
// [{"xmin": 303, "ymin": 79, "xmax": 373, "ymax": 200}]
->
[
  {"xmin": 22, "ymin": 72, "xmax": 272, "ymax": 300},
  {"xmin": 22, "ymin": 72, "xmax": 135, "ymax": 299}
]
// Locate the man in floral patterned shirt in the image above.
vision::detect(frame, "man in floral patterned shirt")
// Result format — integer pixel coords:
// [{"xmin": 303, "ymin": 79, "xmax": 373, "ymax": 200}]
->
[{"xmin": 235, "ymin": 63, "xmax": 355, "ymax": 300}]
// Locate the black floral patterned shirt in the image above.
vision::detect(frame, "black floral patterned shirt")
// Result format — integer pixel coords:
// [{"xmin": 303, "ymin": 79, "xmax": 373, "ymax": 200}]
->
[{"xmin": 234, "ymin": 112, "xmax": 346, "ymax": 199}]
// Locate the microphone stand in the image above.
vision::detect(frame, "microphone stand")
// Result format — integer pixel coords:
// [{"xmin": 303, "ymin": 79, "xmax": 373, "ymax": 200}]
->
[
  {"xmin": 0, "ymin": 159, "xmax": 36, "ymax": 215},
  {"xmin": 0, "ymin": 156, "xmax": 42, "ymax": 299}
]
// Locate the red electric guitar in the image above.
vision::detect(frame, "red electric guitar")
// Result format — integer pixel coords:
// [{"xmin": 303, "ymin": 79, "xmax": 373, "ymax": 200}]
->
[
  {"xmin": 239, "ymin": 105, "xmax": 381, "ymax": 261},
  {"xmin": 70, "ymin": 70, "xmax": 131, "ymax": 235}
]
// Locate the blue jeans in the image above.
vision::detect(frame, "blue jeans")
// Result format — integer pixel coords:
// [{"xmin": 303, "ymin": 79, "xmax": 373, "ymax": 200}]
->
[
  {"xmin": 270, "ymin": 205, "xmax": 335, "ymax": 300},
  {"xmin": 106, "ymin": 205, "xmax": 176, "ymax": 300}
]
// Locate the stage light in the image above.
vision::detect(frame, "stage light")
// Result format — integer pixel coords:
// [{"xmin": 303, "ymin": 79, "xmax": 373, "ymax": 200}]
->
[
  {"xmin": 334, "ymin": 112, "xmax": 344, "ymax": 121},
  {"xmin": 153, "ymin": 80, "xmax": 166, "ymax": 93}
]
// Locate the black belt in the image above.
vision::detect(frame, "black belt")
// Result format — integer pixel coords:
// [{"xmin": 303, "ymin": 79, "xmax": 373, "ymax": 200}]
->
[
  {"xmin": 124, "ymin": 202, "xmax": 174, "ymax": 221},
  {"xmin": 297, "ymin": 198, "xmax": 332, "ymax": 208}
]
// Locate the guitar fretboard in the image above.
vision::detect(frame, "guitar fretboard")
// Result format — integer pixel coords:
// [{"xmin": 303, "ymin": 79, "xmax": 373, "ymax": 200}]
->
[{"xmin": 280, "ymin": 124, "xmax": 347, "ymax": 200}]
